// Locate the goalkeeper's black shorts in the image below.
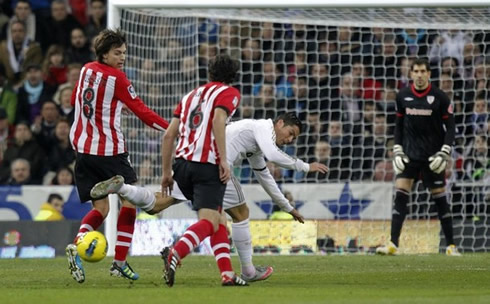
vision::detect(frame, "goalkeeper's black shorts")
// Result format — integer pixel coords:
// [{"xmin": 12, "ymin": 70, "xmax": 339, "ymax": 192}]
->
[{"xmin": 396, "ymin": 160, "xmax": 446, "ymax": 189}]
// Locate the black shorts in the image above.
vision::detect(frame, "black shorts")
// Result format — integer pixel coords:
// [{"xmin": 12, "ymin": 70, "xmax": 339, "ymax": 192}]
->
[
  {"xmin": 74, "ymin": 152, "xmax": 137, "ymax": 202},
  {"xmin": 396, "ymin": 160, "xmax": 445, "ymax": 189},
  {"xmin": 172, "ymin": 158, "xmax": 226, "ymax": 211}
]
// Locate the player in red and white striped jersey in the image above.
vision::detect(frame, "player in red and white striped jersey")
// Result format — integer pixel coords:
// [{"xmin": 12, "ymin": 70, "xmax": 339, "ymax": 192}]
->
[
  {"xmin": 65, "ymin": 29, "xmax": 169, "ymax": 284},
  {"xmin": 69, "ymin": 60, "xmax": 167, "ymax": 155},
  {"xmin": 160, "ymin": 54, "xmax": 247, "ymax": 287}
]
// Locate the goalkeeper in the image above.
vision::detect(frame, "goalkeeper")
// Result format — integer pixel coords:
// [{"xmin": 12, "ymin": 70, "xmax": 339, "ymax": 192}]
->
[{"xmin": 377, "ymin": 58, "xmax": 460, "ymax": 256}]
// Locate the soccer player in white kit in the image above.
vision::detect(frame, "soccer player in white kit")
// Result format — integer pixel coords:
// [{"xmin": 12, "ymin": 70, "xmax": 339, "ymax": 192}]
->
[{"xmin": 94, "ymin": 112, "xmax": 328, "ymax": 282}]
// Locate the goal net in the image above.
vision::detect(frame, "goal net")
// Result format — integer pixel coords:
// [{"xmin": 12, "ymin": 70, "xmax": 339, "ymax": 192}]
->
[{"xmin": 110, "ymin": 2, "xmax": 490, "ymax": 254}]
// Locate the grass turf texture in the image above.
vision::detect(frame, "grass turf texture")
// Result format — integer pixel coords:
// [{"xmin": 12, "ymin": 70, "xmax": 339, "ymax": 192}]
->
[{"xmin": 0, "ymin": 255, "xmax": 489, "ymax": 304}]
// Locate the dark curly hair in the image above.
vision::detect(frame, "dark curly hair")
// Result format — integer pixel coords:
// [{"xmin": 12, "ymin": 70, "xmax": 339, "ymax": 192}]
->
[
  {"xmin": 94, "ymin": 29, "xmax": 126, "ymax": 63},
  {"xmin": 208, "ymin": 54, "xmax": 239, "ymax": 84}
]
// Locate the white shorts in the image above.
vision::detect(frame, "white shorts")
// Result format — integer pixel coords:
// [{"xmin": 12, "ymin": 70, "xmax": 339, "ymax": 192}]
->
[{"xmin": 171, "ymin": 175, "xmax": 246, "ymax": 210}]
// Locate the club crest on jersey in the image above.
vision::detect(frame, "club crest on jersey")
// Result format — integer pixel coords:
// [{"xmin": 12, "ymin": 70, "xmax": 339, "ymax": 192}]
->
[
  {"xmin": 427, "ymin": 95, "xmax": 435, "ymax": 104},
  {"xmin": 127, "ymin": 85, "xmax": 137, "ymax": 99}
]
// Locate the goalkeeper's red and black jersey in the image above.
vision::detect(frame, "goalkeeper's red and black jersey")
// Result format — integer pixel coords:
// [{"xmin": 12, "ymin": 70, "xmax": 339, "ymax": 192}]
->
[{"xmin": 394, "ymin": 83, "xmax": 455, "ymax": 161}]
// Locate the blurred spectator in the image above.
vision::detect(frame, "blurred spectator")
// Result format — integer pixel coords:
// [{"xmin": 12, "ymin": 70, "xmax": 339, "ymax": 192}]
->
[
  {"xmin": 397, "ymin": 57, "xmax": 413, "ymax": 89},
  {"xmin": 218, "ymin": 20, "xmax": 240, "ymax": 59},
  {"xmin": 34, "ymin": 193, "xmax": 65, "ymax": 221},
  {"xmin": 85, "ymin": 0, "xmax": 107, "ymax": 41},
  {"xmin": 42, "ymin": 44, "xmax": 68, "ymax": 87},
  {"xmin": 46, "ymin": 0, "xmax": 82, "ymax": 48},
  {"xmin": 464, "ymin": 135, "xmax": 488, "ymax": 182},
  {"xmin": 0, "ymin": 64, "xmax": 17, "ymax": 124},
  {"xmin": 287, "ymin": 76, "xmax": 309, "ymax": 120},
  {"xmin": 31, "ymin": 100, "xmax": 60, "ymax": 151},
  {"xmin": 396, "ymin": 28, "xmax": 433, "ymax": 57},
  {"xmin": 296, "ymin": 111, "xmax": 327, "ymax": 160},
  {"xmin": 358, "ymin": 113, "xmax": 390, "ymax": 180},
  {"xmin": 353, "ymin": 61, "xmax": 383, "ymax": 101},
  {"xmin": 0, "ymin": 19, "xmax": 42, "ymax": 85},
  {"xmin": 16, "ymin": 64, "xmax": 55, "ymax": 124},
  {"xmin": 373, "ymin": 139, "xmax": 395, "ymax": 182},
  {"xmin": 436, "ymin": 56, "xmax": 464, "ymax": 93},
  {"xmin": 69, "ymin": 0, "xmax": 89, "ymax": 26},
  {"xmin": 324, "ymin": 120, "xmax": 351, "ymax": 181},
  {"xmin": 6, "ymin": 158, "xmax": 32, "ymax": 185},
  {"xmin": 0, "ymin": 107, "xmax": 13, "ymax": 162},
  {"xmin": 55, "ymin": 85, "xmax": 74, "ymax": 123},
  {"xmin": 0, "ymin": 121, "xmax": 46, "ymax": 184},
  {"xmin": 308, "ymin": 61, "xmax": 330, "ymax": 110},
  {"xmin": 287, "ymin": 50, "xmax": 307, "ymax": 83},
  {"xmin": 51, "ymin": 166, "xmax": 75, "ymax": 185},
  {"xmin": 462, "ymin": 42, "xmax": 483, "ymax": 87},
  {"xmin": 252, "ymin": 82, "xmax": 276, "ymax": 120},
  {"xmin": 373, "ymin": 33, "xmax": 399, "ymax": 86},
  {"xmin": 0, "ymin": 0, "xmax": 51, "ymax": 53},
  {"xmin": 468, "ymin": 97, "xmax": 489, "ymax": 135},
  {"xmin": 239, "ymin": 38, "xmax": 262, "ymax": 95},
  {"xmin": 429, "ymin": 29, "xmax": 471, "ymax": 68},
  {"xmin": 330, "ymin": 72, "xmax": 362, "ymax": 136},
  {"xmin": 305, "ymin": 140, "xmax": 330, "ymax": 182},
  {"xmin": 253, "ymin": 61, "xmax": 292, "ymax": 100},
  {"xmin": 337, "ymin": 26, "xmax": 362, "ymax": 75},
  {"xmin": 65, "ymin": 27, "xmax": 93, "ymax": 65},
  {"xmin": 52, "ymin": 63, "xmax": 81, "ymax": 106},
  {"xmin": 197, "ymin": 42, "xmax": 217, "ymax": 84}
]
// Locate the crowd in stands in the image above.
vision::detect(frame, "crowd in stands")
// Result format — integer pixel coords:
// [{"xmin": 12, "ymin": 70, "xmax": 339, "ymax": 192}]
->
[
  {"xmin": 0, "ymin": 0, "xmax": 104, "ymax": 185},
  {"xmin": 0, "ymin": 1, "xmax": 488, "ymax": 209}
]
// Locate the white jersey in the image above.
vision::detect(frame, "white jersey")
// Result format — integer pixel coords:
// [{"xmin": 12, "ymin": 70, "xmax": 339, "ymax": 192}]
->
[
  {"xmin": 226, "ymin": 119, "xmax": 309, "ymax": 172},
  {"xmin": 172, "ymin": 119, "xmax": 309, "ymax": 212}
]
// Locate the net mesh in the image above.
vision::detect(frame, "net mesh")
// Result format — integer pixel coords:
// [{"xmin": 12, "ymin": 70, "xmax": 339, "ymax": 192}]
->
[{"xmin": 118, "ymin": 7, "xmax": 489, "ymax": 252}]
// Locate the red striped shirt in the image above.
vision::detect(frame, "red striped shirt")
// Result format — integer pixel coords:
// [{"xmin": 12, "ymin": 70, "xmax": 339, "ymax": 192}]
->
[
  {"xmin": 69, "ymin": 62, "xmax": 169, "ymax": 156},
  {"xmin": 174, "ymin": 82, "xmax": 240, "ymax": 164}
]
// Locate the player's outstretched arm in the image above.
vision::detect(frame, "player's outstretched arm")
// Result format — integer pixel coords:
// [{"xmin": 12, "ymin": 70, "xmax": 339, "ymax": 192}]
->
[
  {"xmin": 115, "ymin": 75, "xmax": 169, "ymax": 131},
  {"xmin": 254, "ymin": 124, "xmax": 309, "ymax": 172}
]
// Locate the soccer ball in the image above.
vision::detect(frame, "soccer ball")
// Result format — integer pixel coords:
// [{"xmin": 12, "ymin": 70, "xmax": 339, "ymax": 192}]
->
[{"xmin": 76, "ymin": 231, "xmax": 108, "ymax": 263}]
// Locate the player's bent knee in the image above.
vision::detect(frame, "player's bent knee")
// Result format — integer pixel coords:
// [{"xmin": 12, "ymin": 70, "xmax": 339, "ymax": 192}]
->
[{"xmin": 226, "ymin": 203, "xmax": 249, "ymax": 222}]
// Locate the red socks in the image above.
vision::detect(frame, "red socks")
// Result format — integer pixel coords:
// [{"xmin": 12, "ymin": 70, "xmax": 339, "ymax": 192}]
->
[
  {"xmin": 173, "ymin": 219, "xmax": 214, "ymax": 259},
  {"xmin": 211, "ymin": 224, "xmax": 233, "ymax": 276},
  {"xmin": 74, "ymin": 209, "xmax": 104, "ymax": 243},
  {"xmin": 114, "ymin": 207, "xmax": 136, "ymax": 262}
]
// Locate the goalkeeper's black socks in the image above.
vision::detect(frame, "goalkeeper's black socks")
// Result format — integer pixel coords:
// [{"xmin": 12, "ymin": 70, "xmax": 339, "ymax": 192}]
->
[
  {"xmin": 391, "ymin": 189, "xmax": 410, "ymax": 247},
  {"xmin": 433, "ymin": 192, "xmax": 455, "ymax": 245}
]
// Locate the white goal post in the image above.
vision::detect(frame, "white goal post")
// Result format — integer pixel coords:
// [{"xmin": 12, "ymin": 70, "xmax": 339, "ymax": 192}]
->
[{"xmin": 105, "ymin": 0, "xmax": 490, "ymax": 256}]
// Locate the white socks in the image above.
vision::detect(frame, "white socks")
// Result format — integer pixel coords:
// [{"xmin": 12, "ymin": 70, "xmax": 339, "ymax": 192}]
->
[
  {"xmin": 231, "ymin": 218, "xmax": 255, "ymax": 277},
  {"xmin": 119, "ymin": 184, "xmax": 156, "ymax": 212}
]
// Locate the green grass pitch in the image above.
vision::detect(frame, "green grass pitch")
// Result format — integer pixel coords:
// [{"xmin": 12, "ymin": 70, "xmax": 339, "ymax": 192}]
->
[{"xmin": 1, "ymin": 254, "xmax": 489, "ymax": 304}]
